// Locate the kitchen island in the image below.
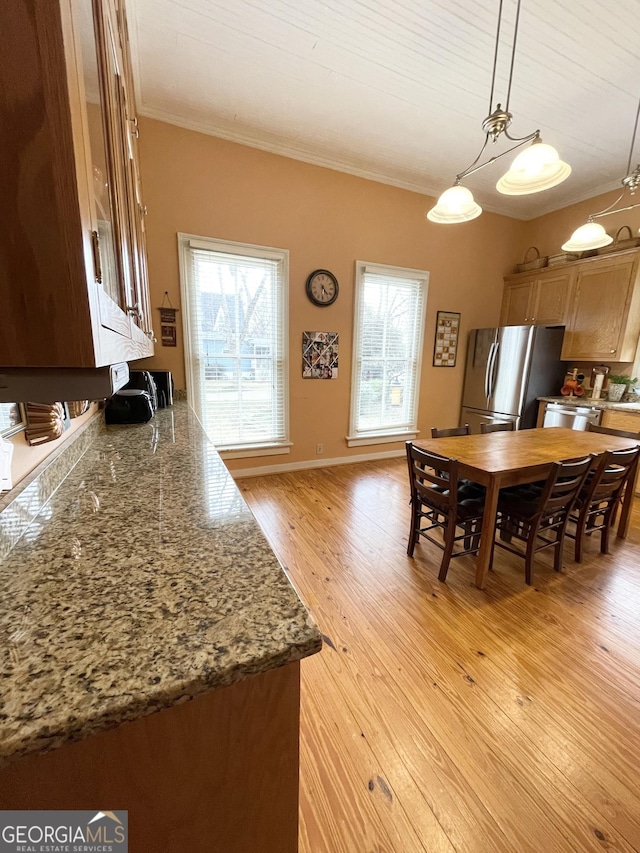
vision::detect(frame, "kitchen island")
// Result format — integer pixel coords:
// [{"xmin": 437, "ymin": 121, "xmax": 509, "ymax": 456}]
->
[{"xmin": 0, "ymin": 403, "xmax": 321, "ymax": 852}]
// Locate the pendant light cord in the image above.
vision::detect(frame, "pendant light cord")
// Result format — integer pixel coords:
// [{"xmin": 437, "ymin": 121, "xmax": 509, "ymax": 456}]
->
[
  {"xmin": 626, "ymin": 95, "xmax": 640, "ymax": 176},
  {"xmin": 488, "ymin": 0, "xmax": 503, "ymax": 113},
  {"xmin": 505, "ymin": 0, "xmax": 521, "ymax": 113}
]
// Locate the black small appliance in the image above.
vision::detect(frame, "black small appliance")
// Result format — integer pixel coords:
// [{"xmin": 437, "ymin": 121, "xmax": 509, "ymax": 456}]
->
[
  {"xmin": 149, "ymin": 370, "xmax": 174, "ymax": 408},
  {"xmin": 104, "ymin": 389, "xmax": 154, "ymax": 424},
  {"xmin": 123, "ymin": 370, "xmax": 158, "ymax": 410}
]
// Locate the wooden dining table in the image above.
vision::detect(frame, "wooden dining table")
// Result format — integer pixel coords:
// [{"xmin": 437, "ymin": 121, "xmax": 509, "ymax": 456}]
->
[{"xmin": 414, "ymin": 426, "xmax": 639, "ymax": 589}]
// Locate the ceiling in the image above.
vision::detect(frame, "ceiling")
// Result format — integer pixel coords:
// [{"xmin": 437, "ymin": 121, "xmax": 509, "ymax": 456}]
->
[{"xmin": 129, "ymin": 0, "xmax": 640, "ymax": 220}]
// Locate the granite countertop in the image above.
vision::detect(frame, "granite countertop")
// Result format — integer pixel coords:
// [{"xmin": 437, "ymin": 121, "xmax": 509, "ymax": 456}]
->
[
  {"xmin": 0, "ymin": 403, "xmax": 321, "ymax": 768},
  {"xmin": 537, "ymin": 396, "xmax": 640, "ymax": 412}
]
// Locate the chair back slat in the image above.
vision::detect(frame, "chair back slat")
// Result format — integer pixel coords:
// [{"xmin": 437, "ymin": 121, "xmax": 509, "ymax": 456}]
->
[
  {"xmin": 581, "ymin": 447, "xmax": 640, "ymax": 505},
  {"xmin": 407, "ymin": 444, "xmax": 458, "ymax": 509},
  {"xmin": 587, "ymin": 423, "xmax": 640, "ymax": 439},
  {"xmin": 480, "ymin": 422, "xmax": 515, "ymax": 434},
  {"xmin": 431, "ymin": 424, "xmax": 470, "ymax": 438},
  {"xmin": 537, "ymin": 457, "xmax": 594, "ymax": 520}
]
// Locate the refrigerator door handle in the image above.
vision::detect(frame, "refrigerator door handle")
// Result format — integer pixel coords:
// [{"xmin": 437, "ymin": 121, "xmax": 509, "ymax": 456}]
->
[
  {"xmin": 487, "ymin": 342, "xmax": 499, "ymax": 401},
  {"xmin": 484, "ymin": 342, "xmax": 495, "ymax": 401}
]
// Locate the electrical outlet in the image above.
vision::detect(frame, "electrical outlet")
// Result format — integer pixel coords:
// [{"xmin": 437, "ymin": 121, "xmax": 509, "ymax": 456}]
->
[{"xmin": 316, "ymin": 443, "xmax": 324, "ymax": 455}]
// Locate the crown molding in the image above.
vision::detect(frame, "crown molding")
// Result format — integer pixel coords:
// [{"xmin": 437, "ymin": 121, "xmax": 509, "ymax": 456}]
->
[{"xmin": 136, "ymin": 103, "xmax": 627, "ymax": 224}]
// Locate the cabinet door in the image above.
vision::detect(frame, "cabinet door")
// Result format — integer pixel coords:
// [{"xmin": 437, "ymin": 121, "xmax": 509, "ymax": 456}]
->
[
  {"xmin": 500, "ymin": 280, "xmax": 533, "ymax": 326},
  {"xmin": 529, "ymin": 271, "xmax": 571, "ymax": 325},
  {"xmin": 115, "ymin": 3, "xmax": 154, "ymax": 342},
  {"xmin": 562, "ymin": 258, "xmax": 637, "ymax": 360},
  {"xmin": 75, "ymin": 0, "xmax": 131, "ymax": 339}
]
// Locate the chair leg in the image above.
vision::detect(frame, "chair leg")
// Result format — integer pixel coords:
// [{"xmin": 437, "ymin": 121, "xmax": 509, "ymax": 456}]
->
[
  {"xmin": 574, "ymin": 515, "xmax": 585, "ymax": 564},
  {"xmin": 437, "ymin": 524, "xmax": 457, "ymax": 583},
  {"xmin": 407, "ymin": 503, "xmax": 418, "ymax": 557},
  {"xmin": 524, "ymin": 523, "xmax": 537, "ymax": 585},
  {"xmin": 553, "ymin": 531, "xmax": 563, "ymax": 573},
  {"xmin": 554, "ymin": 517, "xmax": 573, "ymax": 573},
  {"xmin": 601, "ymin": 511, "xmax": 612, "ymax": 555}
]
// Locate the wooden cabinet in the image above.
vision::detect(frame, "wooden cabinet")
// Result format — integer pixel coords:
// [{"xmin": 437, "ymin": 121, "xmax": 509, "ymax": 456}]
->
[
  {"xmin": 0, "ymin": 663, "xmax": 301, "ymax": 853},
  {"xmin": 502, "ymin": 250, "xmax": 640, "ymax": 362},
  {"xmin": 0, "ymin": 0, "xmax": 154, "ymax": 371},
  {"xmin": 501, "ymin": 270, "xmax": 572, "ymax": 327},
  {"xmin": 561, "ymin": 254, "xmax": 640, "ymax": 361}
]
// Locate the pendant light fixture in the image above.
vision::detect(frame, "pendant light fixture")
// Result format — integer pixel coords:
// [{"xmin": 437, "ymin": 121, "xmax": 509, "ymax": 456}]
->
[
  {"xmin": 561, "ymin": 97, "xmax": 640, "ymax": 252},
  {"xmin": 427, "ymin": 0, "xmax": 571, "ymax": 224}
]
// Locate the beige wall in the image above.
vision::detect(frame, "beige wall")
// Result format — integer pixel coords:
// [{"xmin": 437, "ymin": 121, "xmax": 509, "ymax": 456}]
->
[{"xmin": 136, "ymin": 117, "xmax": 525, "ymax": 468}]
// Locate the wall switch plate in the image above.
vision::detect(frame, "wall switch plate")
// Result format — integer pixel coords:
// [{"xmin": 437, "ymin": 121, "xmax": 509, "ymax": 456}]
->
[{"xmin": 316, "ymin": 443, "xmax": 324, "ymax": 454}]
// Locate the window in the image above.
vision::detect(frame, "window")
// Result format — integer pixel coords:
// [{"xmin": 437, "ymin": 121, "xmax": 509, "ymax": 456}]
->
[
  {"xmin": 348, "ymin": 261, "xmax": 429, "ymax": 446},
  {"xmin": 178, "ymin": 234, "xmax": 289, "ymax": 455}
]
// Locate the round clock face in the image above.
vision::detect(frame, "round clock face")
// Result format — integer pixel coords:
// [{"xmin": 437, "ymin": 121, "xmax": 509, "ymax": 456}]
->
[{"xmin": 306, "ymin": 270, "xmax": 339, "ymax": 306}]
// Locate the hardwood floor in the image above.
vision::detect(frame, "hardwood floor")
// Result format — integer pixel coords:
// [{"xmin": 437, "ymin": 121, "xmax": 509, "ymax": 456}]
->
[{"xmin": 237, "ymin": 458, "xmax": 640, "ymax": 853}]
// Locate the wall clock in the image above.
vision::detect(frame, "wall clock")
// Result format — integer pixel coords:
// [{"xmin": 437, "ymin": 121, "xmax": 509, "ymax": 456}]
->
[{"xmin": 305, "ymin": 269, "xmax": 339, "ymax": 306}]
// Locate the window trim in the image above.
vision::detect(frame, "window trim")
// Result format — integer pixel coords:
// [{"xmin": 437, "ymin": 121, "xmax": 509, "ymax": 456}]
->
[
  {"xmin": 177, "ymin": 233, "xmax": 290, "ymax": 456},
  {"xmin": 347, "ymin": 260, "xmax": 429, "ymax": 447}
]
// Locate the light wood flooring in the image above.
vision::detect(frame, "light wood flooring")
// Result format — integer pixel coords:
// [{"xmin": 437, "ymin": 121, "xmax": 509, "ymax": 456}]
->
[{"xmin": 238, "ymin": 458, "xmax": 640, "ymax": 853}]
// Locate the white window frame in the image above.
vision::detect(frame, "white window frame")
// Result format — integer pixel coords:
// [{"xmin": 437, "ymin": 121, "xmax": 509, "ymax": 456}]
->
[
  {"xmin": 178, "ymin": 233, "xmax": 291, "ymax": 458},
  {"xmin": 347, "ymin": 260, "xmax": 429, "ymax": 447}
]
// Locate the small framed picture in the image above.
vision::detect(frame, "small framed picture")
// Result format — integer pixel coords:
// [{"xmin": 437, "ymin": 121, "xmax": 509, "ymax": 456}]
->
[
  {"xmin": 161, "ymin": 325, "xmax": 177, "ymax": 347},
  {"xmin": 159, "ymin": 307, "xmax": 178, "ymax": 324},
  {"xmin": 433, "ymin": 311, "xmax": 460, "ymax": 367}
]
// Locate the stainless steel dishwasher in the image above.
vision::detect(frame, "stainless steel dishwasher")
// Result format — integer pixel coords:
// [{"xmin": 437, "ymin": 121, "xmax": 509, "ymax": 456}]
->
[{"xmin": 542, "ymin": 402, "xmax": 602, "ymax": 430}]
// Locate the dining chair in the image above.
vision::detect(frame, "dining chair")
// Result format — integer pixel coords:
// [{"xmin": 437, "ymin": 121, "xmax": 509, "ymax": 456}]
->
[
  {"xmin": 492, "ymin": 455, "xmax": 593, "ymax": 585},
  {"xmin": 480, "ymin": 421, "xmax": 515, "ymax": 434},
  {"xmin": 406, "ymin": 442, "xmax": 485, "ymax": 582},
  {"xmin": 587, "ymin": 423, "xmax": 640, "ymax": 439},
  {"xmin": 567, "ymin": 446, "xmax": 640, "ymax": 562},
  {"xmin": 429, "ymin": 423, "xmax": 484, "ymax": 493},
  {"xmin": 586, "ymin": 423, "xmax": 640, "ymax": 533},
  {"xmin": 431, "ymin": 424, "xmax": 470, "ymax": 438}
]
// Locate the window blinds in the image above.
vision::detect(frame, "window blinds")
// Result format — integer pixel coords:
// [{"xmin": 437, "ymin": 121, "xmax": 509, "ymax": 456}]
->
[
  {"xmin": 351, "ymin": 265, "xmax": 427, "ymax": 438},
  {"xmin": 182, "ymin": 238, "xmax": 288, "ymax": 450}
]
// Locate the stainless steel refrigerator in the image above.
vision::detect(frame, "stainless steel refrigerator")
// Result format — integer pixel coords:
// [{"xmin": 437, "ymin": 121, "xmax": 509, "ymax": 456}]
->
[{"xmin": 460, "ymin": 325, "xmax": 566, "ymax": 432}]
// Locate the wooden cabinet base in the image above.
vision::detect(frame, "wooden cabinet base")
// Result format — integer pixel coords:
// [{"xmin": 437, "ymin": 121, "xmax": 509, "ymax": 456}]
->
[{"xmin": 0, "ymin": 661, "xmax": 301, "ymax": 853}]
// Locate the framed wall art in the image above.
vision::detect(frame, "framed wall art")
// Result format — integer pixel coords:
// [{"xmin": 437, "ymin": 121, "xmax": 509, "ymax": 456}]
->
[
  {"xmin": 302, "ymin": 331, "xmax": 339, "ymax": 379},
  {"xmin": 433, "ymin": 311, "xmax": 460, "ymax": 367},
  {"xmin": 161, "ymin": 325, "xmax": 177, "ymax": 347}
]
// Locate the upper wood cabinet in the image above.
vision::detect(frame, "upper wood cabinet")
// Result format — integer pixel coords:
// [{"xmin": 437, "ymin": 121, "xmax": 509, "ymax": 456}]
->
[
  {"xmin": 502, "ymin": 250, "xmax": 640, "ymax": 362},
  {"xmin": 561, "ymin": 253, "xmax": 640, "ymax": 361},
  {"xmin": 0, "ymin": 0, "xmax": 154, "ymax": 370},
  {"xmin": 501, "ymin": 270, "xmax": 572, "ymax": 327}
]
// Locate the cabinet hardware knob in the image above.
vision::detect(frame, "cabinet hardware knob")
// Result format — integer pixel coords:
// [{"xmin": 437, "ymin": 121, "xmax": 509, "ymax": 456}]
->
[{"xmin": 610, "ymin": 349, "xmax": 616, "ymax": 353}]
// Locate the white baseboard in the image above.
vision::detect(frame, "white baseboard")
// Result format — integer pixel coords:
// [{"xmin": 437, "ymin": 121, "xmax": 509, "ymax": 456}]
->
[{"xmin": 229, "ymin": 447, "xmax": 405, "ymax": 479}]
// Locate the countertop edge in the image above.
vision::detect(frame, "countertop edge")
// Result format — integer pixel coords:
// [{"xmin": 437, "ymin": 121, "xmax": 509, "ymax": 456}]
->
[{"xmin": 537, "ymin": 396, "xmax": 640, "ymax": 412}]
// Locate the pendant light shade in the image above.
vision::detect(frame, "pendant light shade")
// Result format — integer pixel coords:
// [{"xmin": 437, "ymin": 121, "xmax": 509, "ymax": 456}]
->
[
  {"xmin": 561, "ymin": 221, "xmax": 613, "ymax": 252},
  {"xmin": 561, "ymin": 98, "xmax": 640, "ymax": 251},
  {"xmin": 425, "ymin": 0, "xmax": 571, "ymax": 224},
  {"xmin": 496, "ymin": 140, "xmax": 571, "ymax": 195},
  {"xmin": 426, "ymin": 185, "xmax": 482, "ymax": 224}
]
